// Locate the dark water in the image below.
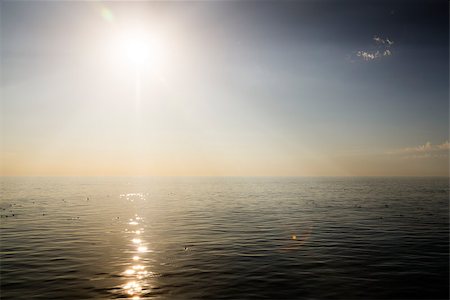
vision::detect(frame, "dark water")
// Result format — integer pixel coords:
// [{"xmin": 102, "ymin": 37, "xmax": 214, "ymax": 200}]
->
[{"xmin": 1, "ymin": 177, "xmax": 448, "ymax": 299}]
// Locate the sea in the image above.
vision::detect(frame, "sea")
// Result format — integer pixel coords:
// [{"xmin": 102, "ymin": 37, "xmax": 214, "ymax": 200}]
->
[{"xmin": 1, "ymin": 177, "xmax": 448, "ymax": 299}]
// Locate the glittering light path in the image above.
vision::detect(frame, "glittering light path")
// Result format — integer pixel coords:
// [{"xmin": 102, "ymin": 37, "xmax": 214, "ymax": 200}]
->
[{"xmin": 120, "ymin": 193, "xmax": 152, "ymax": 299}]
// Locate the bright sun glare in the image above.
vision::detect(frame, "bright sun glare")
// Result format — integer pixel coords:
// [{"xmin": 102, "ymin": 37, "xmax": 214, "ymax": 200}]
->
[
  {"xmin": 112, "ymin": 28, "xmax": 166, "ymax": 70},
  {"xmin": 122, "ymin": 33, "xmax": 150, "ymax": 65}
]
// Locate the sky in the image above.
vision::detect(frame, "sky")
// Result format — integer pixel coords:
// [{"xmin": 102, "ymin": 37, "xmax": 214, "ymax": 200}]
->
[{"xmin": 1, "ymin": 0, "xmax": 448, "ymax": 176}]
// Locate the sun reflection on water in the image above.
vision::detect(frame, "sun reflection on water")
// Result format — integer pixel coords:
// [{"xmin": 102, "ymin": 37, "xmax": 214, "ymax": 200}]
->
[
  {"xmin": 119, "ymin": 193, "xmax": 152, "ymax": 299},
  {"xmin": 122, "ymin": 215, "xmax": 150, "ymax": 298},
  {"xmin": 137, "ymin": 246, "xmax": 148, "ymax": 253}
]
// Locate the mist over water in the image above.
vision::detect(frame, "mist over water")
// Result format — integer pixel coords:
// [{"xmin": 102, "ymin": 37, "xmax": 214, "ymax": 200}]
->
[{"xmin": 1, "ymin": 177, "xmax": 448, "ymax": 299}]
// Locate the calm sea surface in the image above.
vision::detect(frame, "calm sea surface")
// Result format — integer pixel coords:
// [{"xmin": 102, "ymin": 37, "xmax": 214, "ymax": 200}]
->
[{"xmin": 1, "ymin": 177, "xmax": 448, "ymax": 299}]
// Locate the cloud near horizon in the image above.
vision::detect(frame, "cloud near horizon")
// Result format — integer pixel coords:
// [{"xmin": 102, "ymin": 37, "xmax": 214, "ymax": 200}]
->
[{"xmin": 387, "ymin": 141, "xmax": 450, "ymax": 159}]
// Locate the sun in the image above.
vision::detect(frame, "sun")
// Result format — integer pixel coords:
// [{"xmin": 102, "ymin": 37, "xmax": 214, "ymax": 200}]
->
[
  {"xmin": 123, "ymin": 35, "xmax": 150, "ymax": 66},
  {"xmin": 111, "ymin": 28, "xmax": 166, "ymax": 70}
]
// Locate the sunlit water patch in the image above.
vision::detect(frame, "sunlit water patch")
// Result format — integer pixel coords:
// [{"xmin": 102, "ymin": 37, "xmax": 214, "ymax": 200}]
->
[{"xmin": 114, "ymin": 193, "xmax": 157, "ymax": 299}]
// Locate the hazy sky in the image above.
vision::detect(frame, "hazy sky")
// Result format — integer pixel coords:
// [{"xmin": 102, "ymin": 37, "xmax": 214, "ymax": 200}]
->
[{"xmin": 1, "ymin": 0, "xmax": 448, "ymax": 176}]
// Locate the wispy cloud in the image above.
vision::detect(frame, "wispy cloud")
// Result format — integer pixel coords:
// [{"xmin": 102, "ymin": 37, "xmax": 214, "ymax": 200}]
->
[
  {"xmin": 373, "ymin": 36, "xmax": 394, "ymax": 46},
  {"xmin": 437, "ymin": 141, "xmax": 450, "ymax": 150},
  {"xmin": 352, "ymin": 35, "xmax": 394, "ymax": 62},
  {"xmin": 387, "ymin": 141, "xmax": 450, "ymax": 158},
  {"xmin": 356, "ymin": 50, "xmax": 392, "ymax": 61}
]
